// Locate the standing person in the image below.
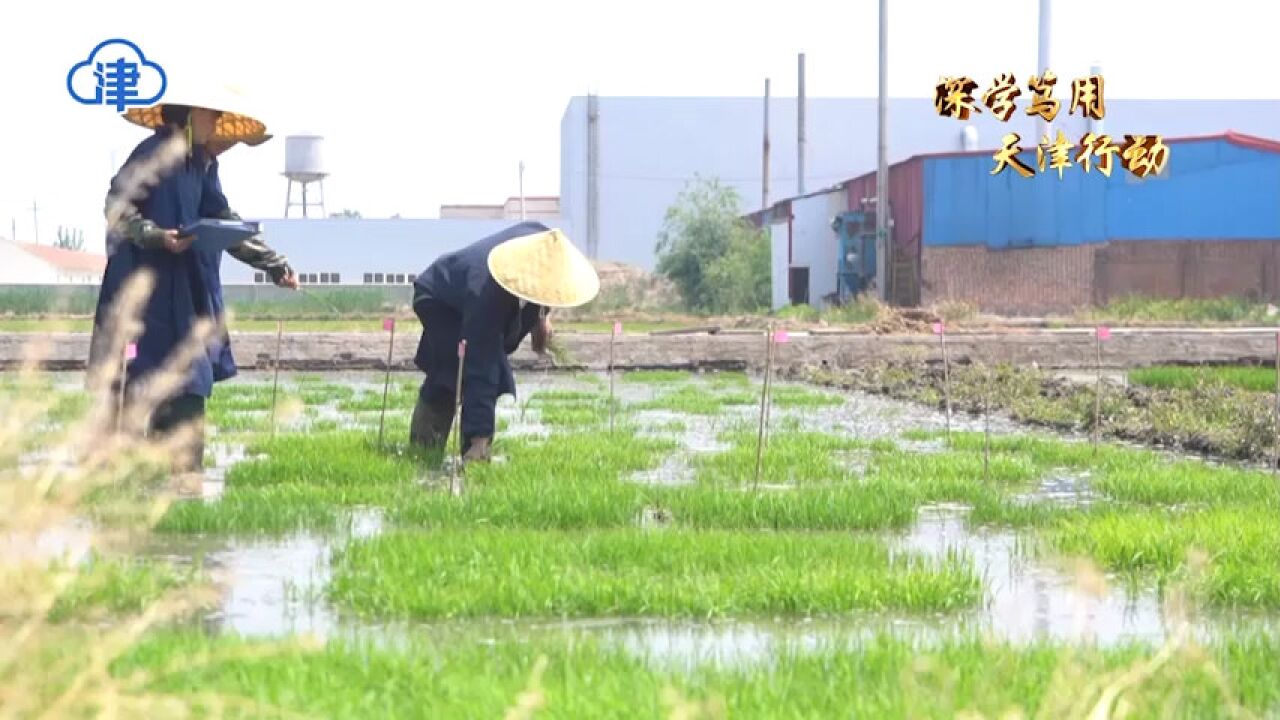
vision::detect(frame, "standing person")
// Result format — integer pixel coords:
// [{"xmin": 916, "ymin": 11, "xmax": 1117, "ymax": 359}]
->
[
  {"xmin": 409, "ymin": 223, "xmax": 599, "ymax": 463},
  {"xmin": 90, "ymin": 87, "xmax": 299, "ymax": 474}
]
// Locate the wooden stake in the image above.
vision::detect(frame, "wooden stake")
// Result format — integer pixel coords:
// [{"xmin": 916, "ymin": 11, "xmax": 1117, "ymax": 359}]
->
[
  {"xmin": 609, "ymin": 321, "xmax": 618, "ymax": 434},
  {"xmin": 983, "ymin": 368, "xmax": 991, "ymax": 483},
  {"xmin": 377, "ymin": 318, "xmax": 397, "ymax": 449},
  {"xmin": 1093, "ymin": 331, "xmax": 1103, "ymax": 454},
  {"xmin": 937, "ymin": 323, "xmax": 952, "ymax": 440},
  {"xmin": 453, "ymin": 340, "xmax": 468, "ymax": 459},
  {"xmin": 1264, "ymin": 330, "xmax": 1274, "ymax": 471},
  {"xmin": 753, "ymin": 326, "xmax": 776, "ymax": 491},
  {"xmin": 763, "ymin": 329, "xmax": 777, "ymax": 447},
  {"xmin": 269, "ymin": 319, "xmax": 283, "ymax": 438}
]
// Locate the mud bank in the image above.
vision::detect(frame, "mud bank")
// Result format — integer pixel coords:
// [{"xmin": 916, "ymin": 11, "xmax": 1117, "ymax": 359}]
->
[
  {"xmin": 5, "ymin": 327, "xmax": 1280, "ymax": 372},
  {"xmin": 789, "ymin": 361, "xmax": 1278, "ymax": 465}
]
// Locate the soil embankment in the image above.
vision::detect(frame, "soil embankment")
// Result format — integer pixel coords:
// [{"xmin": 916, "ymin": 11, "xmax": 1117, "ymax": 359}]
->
[{"xmin": 4, "ymin": 327, "xmax": 1280, "ymax": 372}]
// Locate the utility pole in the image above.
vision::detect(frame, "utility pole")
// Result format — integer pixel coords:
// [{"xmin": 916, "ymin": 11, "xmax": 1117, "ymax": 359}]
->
[
  {"xmin": 587, "ymin": 92, "xmax": 600, "ymax": 259},
  {"xmin": 876, "ymin": 0, "xmax": 889, "ymax": 302},
  {"xmin": 10, "ymin": 218, "xmax": 15, "ymax": 243},
  {"xmin": 762, "ymin": 78, "xmax": 771, "ymax": 211},
  {"xmin": 519, "ymin": 161, "xmax": 526, "ymax": 220},
  {"xmin": 1038, "ymin": 0, "xmax": 1052, "ymax": 140},
  {"xmin": 797, "ymin": 53, "xmax": 806, "ymax": 196},
  {"xmin": 30, "ymin": 201, "xmax": 39, "ymax": 245}
]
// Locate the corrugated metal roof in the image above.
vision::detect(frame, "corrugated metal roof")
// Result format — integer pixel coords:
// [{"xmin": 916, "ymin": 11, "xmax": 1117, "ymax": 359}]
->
[{"xmin": 753, "ymin": 130, "xmax": 1280, "ymax": 219}]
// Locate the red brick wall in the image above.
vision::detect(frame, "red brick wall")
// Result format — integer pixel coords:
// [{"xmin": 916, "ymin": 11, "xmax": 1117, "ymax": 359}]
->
[
  {"xmin": 922, "ymin": 245, "xmax": 1096, "ymax": 315},
  {"xmin": 922, "ymin": 240, "xmax": 1280, "ymax": 315}
]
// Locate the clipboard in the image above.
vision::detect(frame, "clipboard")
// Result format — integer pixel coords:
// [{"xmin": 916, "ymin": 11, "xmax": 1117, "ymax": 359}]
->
[{"xmin": 180, "ymin": 219, "xmax": 261, "ymax": 253}]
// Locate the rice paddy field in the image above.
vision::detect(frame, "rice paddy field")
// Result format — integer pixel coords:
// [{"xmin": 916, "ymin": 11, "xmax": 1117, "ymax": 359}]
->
[{"xmin": 7, "ymin": 365, "xmax": 1280, "ymax": 717}]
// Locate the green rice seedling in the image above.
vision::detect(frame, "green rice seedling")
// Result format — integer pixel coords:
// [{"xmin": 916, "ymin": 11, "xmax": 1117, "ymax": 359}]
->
[
  {"xmin": 297, "ymin": 384, "xmax": 358, "ymax": 405},
  {"xmin": 651, "ymin": 483, "xmax": 919, "ymax": 531},
  {"xmin": 288, "ymin": 374, "xmax": 327, "ymax": 384},
  {"xmin": 337, "ymin": 391, "xmax": 418, "ymax": 412},
  {"xmin": 526, "ymin": 389, "xmax": 602, "ymax": 403},
  {"xmin": 696, "ymin": 431, "xmax": 868, "ymax": 486},
  {"xmin": 619, "ymin": 370, "xmax": 689, "ymax": 385},
  {"xmin": 155, "ymin": 484, "xmax": 402, "ymax": 535},
  {"xmin": 965, "ymin": 490, "xmax": 1082, "ymax": 529},
  {"xmin": 866, "ymin": 448, "xmax": 1040, "ymax": 504},
  {"xmin": 112, "ymin": 629, "xmax": 1280, "ymax": 719},
  {"xmin": 636, "ymin": 385, "xmax": 755, "ymax": 415},
  {"xmin": 47, "ymin": 555, "xmax": 194, "ymax": 622},
  {"xmin": 1093, "ymin": 459, "xmax": 1280, "ymax": 506},
  {"xmin": 206, "ymin": 408, "xmax": 272, "ymax": 434},
  {"xmin": 706, "ymin": 370, "xmax": 752, "ymax": 389},
  {"xmin": 1129, "ymin": 366, "xmax": 1276, "ymax": 393},
  {"xmin": 392, "ymin": 432, "xmax": 670, "ymax": 530},
  {"xmin": 329, "ymin": 528, "xmax": 982, "ymax": 618},
  {"xmin": 231, "ymin": 432, "xmax": 426, "ymax": 489},
  {"xmin": 768, "ymin": 385, "xmax": 846, "ymax": 408},
  {"xmin": 1049, "ymin": 506, "xmax": 1280, "ymax": 607}
]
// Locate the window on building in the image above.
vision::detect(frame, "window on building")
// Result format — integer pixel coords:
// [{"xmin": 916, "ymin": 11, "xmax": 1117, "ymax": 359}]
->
[
  {"xmin": 306, "ymin": 273, "xmax": 318, "ymax": 284},
  {"xmin": 374, "ymin": 273, "xmax": 385, "ymax": 283},
  {"xmin": 254, "ymin": 272, "xmax": 265, "ymax": 284},
  {"xmin": 332, "ymin": 272, "xmax": 341, "ymax": 284},
  {"xmin": 394, "ymin": 273, "xmax": 406, "ymax": 283},
  {"xmin": 320, "ymin": 273, "xmax": 331, "ymax": 284},
  {"xmin": 363, "ymin": 273, "xmax": 373, "ymax": 284},
  {"xmin": 408, "ymin": 274, "xmax": 416, "ymax": 283}
]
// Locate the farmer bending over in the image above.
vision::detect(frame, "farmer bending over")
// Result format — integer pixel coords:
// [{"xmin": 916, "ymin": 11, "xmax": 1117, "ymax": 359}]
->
[{"xmin": 409, "ymin": 223, "xmax": 599, "ymax": 463}]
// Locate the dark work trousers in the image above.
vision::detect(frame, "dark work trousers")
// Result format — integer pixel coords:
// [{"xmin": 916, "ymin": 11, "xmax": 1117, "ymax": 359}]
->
[
  {"xmin": 409, "ymin": 299, "xmax": 474, "ymax": 455},
  {"xmin": 147, "ymin": 393, "xmax": 207, "ymax": 473}
]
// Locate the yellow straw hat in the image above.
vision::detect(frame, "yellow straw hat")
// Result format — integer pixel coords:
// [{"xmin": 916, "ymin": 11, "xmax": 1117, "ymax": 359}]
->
[
  {"xmin": 121, "ymin": 82, "xmax": 271, "ymax": 144},
  {"xmin": 487, "ymin": 228, "xmax": 600, "ymax": 308}
]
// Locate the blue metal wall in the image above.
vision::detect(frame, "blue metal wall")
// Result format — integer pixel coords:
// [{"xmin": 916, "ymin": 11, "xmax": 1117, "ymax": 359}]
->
[{"xmin": 922, "ymin": 138, "xmax": 1280, "ymax": 248}]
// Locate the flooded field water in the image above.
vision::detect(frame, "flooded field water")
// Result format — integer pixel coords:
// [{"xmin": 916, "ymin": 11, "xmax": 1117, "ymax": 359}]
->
[{"xmin": 87, "ymin": 369, "xmax": 1280, "ymax": 670}]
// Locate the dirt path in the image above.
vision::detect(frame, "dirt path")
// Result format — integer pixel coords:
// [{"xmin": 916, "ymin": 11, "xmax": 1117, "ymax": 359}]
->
[{"xmin": 3, "ymin": 327, "xmax": 1280, "ymax": 372}]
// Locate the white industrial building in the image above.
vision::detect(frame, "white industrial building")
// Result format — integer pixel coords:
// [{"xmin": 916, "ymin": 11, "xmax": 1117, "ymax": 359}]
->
[
  {"xmin": 0, "ymin": 239, "xmax": 105, "ymax": 284},
  {"xmin": 221, "ymin": 217, "xmax": 528, "ymax": 286}
]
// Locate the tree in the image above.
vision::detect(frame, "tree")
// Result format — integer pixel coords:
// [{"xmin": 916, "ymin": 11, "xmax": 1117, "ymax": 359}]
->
[
  {"xmin": 54, "ymin": 226, "xmax": 84, "ymax": 251},
  {"xmin": 654, "ymin": 175, "xmax": 770, "ymax": 314},
  {"xmin": 330, "ymin": 209, "xmax": 362, "ymax": 219}
]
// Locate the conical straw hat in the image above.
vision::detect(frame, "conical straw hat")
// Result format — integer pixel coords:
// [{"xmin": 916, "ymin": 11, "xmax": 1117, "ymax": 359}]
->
[
  {"xmin": 122, "ymin": 82, "xmax": 270, "ymax": 144},
  {"xmin": 487, "ymin": 228, "xmax": 600, "ymax": 308}
]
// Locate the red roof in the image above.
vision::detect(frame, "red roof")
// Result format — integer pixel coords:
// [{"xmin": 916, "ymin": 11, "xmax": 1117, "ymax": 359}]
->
[{"xmin": 16, "ymin": 242, "xmax": 106, "ymax": 274}]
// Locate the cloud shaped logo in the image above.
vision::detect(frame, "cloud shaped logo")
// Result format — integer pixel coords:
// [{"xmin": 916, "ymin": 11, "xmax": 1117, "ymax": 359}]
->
[{"xmin": 67, "ymin": 39, "xmax": 166, "ymax": 112}]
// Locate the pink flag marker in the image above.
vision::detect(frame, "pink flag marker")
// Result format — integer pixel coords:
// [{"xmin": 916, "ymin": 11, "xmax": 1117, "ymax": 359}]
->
[
  {"xmin": 458, "ymin": 339, "xmax": 467, "ymax": 359},
  {"xmin": 125, "ymin": 343, "xmax": 138, "ymax": 360},
  {"xmin": 613, "ymin": 321, "xmax": 623, "ymax": 337},
  {"xmin": 383, "ymin": 317, "xmax": 395, "ymax": 332},
  {"xmin": 932, "ymin": 322, "xmax": 945, "ymax": 335},
  {"xmin": 1097, "ymin": 326, "xmax": 1111, "ymax": 341},
  {"xmin": 773, "ymin": 329, "xmax": 790, "ymax": 344}
]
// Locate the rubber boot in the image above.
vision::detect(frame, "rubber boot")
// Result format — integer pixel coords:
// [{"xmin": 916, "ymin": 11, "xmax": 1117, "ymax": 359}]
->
[{"xmin": 410, "ymin": 393, "xmax": 455, "ymax": 450}]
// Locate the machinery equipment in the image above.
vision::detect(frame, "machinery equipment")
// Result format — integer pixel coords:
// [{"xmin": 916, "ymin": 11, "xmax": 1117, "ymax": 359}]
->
[{"xmin": 831, "ymin": 209, "xmax": 877, "ymax": 302}]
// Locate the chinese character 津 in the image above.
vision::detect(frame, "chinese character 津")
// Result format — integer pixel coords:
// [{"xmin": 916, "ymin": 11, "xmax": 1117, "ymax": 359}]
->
[
  {"xmin": 935, "ymin": 77, "xmax": 982, "ymax": 120},
  {"xmin": 94, "ymin": 57, "xmax": 141, "ymax": 112},
  {"xmin": 1037, "ymin": 130, "xmax": 1074, "ymax": 178}
]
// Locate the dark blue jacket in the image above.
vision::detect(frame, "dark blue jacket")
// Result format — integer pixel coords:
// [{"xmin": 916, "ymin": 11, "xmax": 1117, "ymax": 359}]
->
[
  {"xmin": 413, "ymin": 222, "xmax": 546, "ymax": 439},
  {"xmin": 91, "ymin": 128, "xmax": 291, "ymax": 397}
]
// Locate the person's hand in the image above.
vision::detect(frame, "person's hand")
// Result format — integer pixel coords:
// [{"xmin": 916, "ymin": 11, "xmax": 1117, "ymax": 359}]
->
[
  {"xmin": 275, "ymin": 271, "xmax": 300, "ymax": 290},
  {"xmin": 162, "ymin": 230, "xmax": 193, "ymax": 254}
]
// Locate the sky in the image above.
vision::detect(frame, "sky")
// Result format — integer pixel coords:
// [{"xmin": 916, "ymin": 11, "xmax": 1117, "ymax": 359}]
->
[{"xmin": 1, "ymin": 0, "xmax": 1277, "ymax": 254}]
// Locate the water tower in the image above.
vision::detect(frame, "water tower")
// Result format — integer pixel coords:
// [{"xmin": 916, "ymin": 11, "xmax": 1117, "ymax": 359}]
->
[{"xmin": 283, "ymin": 135, "xmax": 327, "ymax": 218}]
